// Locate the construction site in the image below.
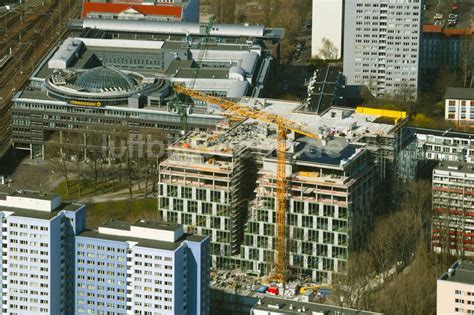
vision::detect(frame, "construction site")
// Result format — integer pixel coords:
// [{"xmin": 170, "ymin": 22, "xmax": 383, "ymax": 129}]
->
[{"xmin": 158, "ymin": 71, "xmax": 412, "ymax": 294}]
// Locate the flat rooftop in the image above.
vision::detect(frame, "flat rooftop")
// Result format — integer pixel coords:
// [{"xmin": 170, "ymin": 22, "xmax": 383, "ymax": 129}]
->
[
  {"xmin": 0, "ymin": 203, "xmax": 84, "ymax": 220},
  {"xmin": 252, "ymin": 296, "xmax": 381, "ymax": 315},
  {"xmin": 409, "ymin": 126, "xmax": 474, "ymax": 140},
  {"xmin": 173, "ymin": 68, "xmax": 230, "ymax": 80},
  {"xmin": 103, "ymin": 219, "xmax": 181, "ymax": 232},
  {"xmin": 78, "ymin": 228, "xmax": 207, "ymax": 250},
  {"xmin": 0, "ymin": 190, "xmax": 83, "ymax": 219},
  {"xmin": 282, "ymin": 141, "xmax": 365, "ymax": 166},
  {"xmin": 435, "ymin": 160, "xmax": 474, "ymax": 175},
  {"xmin": 445, "ymin": 87, "xmax": 474, "ymax": 100},
  {"xmin": 6, "ymin": 190, "xmax": 57, "ymax": 201},
  {"xmin": 26, "ymin": 35, "xmax": 265, "ymax": 101},
  {"xmin": 243, "ymin": 98, "xmax": 399, "ymax": 140},
  {"xmin": 73, "ymin": 18, "xmax": 284, "ymax": 40},
  {"xmin": 439, "ymin": 260, "xmax": 474, "ymax": 285},
  {"xmin": 169, "ymin": 98, "xmax": 398, "ymax": 163}
]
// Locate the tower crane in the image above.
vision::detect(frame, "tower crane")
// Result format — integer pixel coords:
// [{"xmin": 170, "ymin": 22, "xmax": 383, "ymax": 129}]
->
[{"xmin": 173, "ymin": 84, "xmax": 321, "ymax": 281}]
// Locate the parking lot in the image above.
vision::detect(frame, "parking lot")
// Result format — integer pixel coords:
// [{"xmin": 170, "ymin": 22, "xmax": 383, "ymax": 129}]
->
[{"xmin": 424, "ymin": 0, "xmax": 473, "ymax": 29}]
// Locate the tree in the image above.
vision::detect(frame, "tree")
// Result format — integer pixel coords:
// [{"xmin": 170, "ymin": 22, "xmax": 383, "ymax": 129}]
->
[
  {"xmin": 45, "ymin": 132, "xmax": 72, "ymax": 195},
  {"xmin": 45, "ymin": 130, "xmax": 86, "ymax": 196},
  {"xmin": 212, "ymin": 0, "xmax": 236, "ymax": 23},
  {"xmin": 261, "ymin": 0, "xmax": 272, "ymax": 26},
  {"xmin": 398, "ymin": 180, "xmax": 432, "ymax": 222},
  {"xmin": 396, "ymin": 80, "xmax": 416, "ymax": 112},
  {"xmin": 368, "ymin": 206, "xmax": 424, "ymax": 281},
  {"xmin": 318, "ymin": 37, "xmax": 339, "ymax": 60},
  {"xmin": 236, "ymin": 8, "xmax": 247, "ymax": 24},
  {"xmin": 374, "ymin": 242, "xmax": 442, "ymax": 315},
  {"xmin": 366, "ymin": 76, "xmax": 377, "ymax": 97},
  {"xmin": 459, "ymin": 35, "xmax": 473, "ymax": 88},
  {"xmin": 84, "ymin": 130, "xmax": 106, "ymax": 193},
  {"xmin": 333, "ymin": 251, "xmax": 375, "ymax": 310},
  {"xmin": 435, "ymin": 64, "xmax": 461, "ymax": 98}
]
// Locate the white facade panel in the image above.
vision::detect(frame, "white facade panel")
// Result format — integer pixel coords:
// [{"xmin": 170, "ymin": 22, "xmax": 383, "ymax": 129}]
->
[{"xmin": 311, "ymin": 0, "xmax": 344, "ymax": 59}]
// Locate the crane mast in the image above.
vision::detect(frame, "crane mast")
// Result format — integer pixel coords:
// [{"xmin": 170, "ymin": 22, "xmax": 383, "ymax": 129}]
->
[
  {"xmin": 275, "ymin": 126, "xmax": 287, "ymax": 280},
  {"xmin": 174, "ymin": 16, "xmax": 216, "ymax": 134}
]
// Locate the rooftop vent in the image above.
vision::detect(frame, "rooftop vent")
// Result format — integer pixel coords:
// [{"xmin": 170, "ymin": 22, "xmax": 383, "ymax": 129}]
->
[{"xmin": 448, "ymin": 268, "xmax": 455, "ymax": 276}]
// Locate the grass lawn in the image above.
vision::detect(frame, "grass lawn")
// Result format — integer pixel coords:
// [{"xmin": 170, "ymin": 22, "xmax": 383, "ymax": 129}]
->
[
  {"xmin": 85, "ymin": 198, "xmax": 158, "ymax": 229},
  {"xmin": 53, "ymin": 178, "xmax": 129, "ymax": 200}
]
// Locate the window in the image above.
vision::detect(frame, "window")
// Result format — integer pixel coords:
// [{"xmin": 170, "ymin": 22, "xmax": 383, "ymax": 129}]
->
[
  {"xmin": 196, "ymin": 189, "xmax": 206, "ymax": 201},
  {"xmin": 323, "ymin": 205, "xmax": 335, "ymax": 217},
  {"xmin": 293, "ymin": 201, "xmax": 304, "ymax": 214},
  {"xmin": 211, "ymin": 191, "xmax": 221, "ymax": 202},
  {"xmin": 188, "ymin": 201, "xmax": 198, "ymax": 213},
  {"xmin": 201, "ymin": 202, "xmax": 212, "ymax": 215},
  {"xmin": 308, "ymin": 203, "xmax": 318, "ymax": 215},
  {"xmin": 167, "ymin": 185, "xmax": 178, "ymax": 197},
  {"xmin": 182, "ymin": 187, "xmax": 192, "ymax": 199}
]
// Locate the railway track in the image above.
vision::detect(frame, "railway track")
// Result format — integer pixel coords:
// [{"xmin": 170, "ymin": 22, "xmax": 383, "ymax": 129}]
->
[{"xmin": 0, "ymin": 0, "xmax": 81, "ymax": 157}]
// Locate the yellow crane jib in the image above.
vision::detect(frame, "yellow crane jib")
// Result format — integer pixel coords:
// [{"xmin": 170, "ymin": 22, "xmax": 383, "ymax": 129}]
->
[{"xmin": 173, "ymin": 83, "xmax": 320, "ymax": 282}]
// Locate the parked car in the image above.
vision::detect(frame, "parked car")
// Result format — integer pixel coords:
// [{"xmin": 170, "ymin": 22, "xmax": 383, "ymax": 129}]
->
[
  {"xmin": 434, "ymin": 12, "xmax": 444, "ymax": 20},
  {"xmin": 267, "ymin": 286, "xmax": 279, "ymax": 295},
  {"xmin": 255, "ymin": 285, "xmax": 268, "ymax": 293},
  {"xmin": 448, "ymin": 13, "xmax": 458, "ymax": 27},
  {"xmin": 448, "ymin": 13, "xmax": 459, "ymax": 20}
]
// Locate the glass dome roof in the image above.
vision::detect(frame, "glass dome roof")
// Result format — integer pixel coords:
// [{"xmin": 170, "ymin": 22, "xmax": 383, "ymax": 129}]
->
[{"xmin": 74, "ymin": 66, "xmax": 137, "ymax": 93}]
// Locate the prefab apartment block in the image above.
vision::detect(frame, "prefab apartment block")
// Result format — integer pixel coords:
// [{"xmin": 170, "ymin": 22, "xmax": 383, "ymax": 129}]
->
[{"xmin": 432, "ymin": 161, "xmax": 474, "ymax": 257}]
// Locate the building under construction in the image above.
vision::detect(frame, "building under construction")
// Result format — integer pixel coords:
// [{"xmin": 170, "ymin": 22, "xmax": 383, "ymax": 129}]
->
[
  {"xmin": 159, "ymin": 120, "xmax": 274, "ymax": 268},
  {"xmin": 158, "ymin": 97, "xmax": 409, "ymax": 282},
  {"xmin": 241, "ymin": 140, "xmax": 373, "ymax": 283}
]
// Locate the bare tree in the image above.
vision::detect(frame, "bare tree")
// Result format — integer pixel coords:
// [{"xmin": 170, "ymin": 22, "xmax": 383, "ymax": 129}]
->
[
  {"xmin": 459, "ymin": 35, "xmax": 473, "ymax": 88},
  {"xmin": 366, "ymin": 76, "xmax": 377, "ymax": 97},
  {"xmin": 236, "ymin": 8, "xmax": 247, "ymax": 24},
  {"xmin": 45, "ymin": 132, "xmax": 72, "ymax": 195},
  {"xmin": 212, "ymin": 0, "xmax": 236, "ymax": 23},
  {"xmin": 318, "ymin": 37, "xmax": 339, "ymax": 60},
  {"xmin": 84, "ymin": 130, "xmax": 105, "ymax": 193},
  {"xmin": 374, "ymin": 242, "xmax": 443, "ymax": 315},
  {"xmin": 435, "ymin": 64, "xmax": 461, "ymax": 98},
  {"xmin": 333, "ymin": 251, "xmax": 375, "ymax": 310},
  {"xmin": 396, "ymin": 80, "xmax": 416, "ymax": 112}
]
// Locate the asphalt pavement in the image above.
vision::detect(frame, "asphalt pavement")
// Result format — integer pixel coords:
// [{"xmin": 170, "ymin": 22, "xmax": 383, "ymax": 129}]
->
[{"xmin": 424, "ymin": 0, "xmax": 473, "ymax": 29}]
